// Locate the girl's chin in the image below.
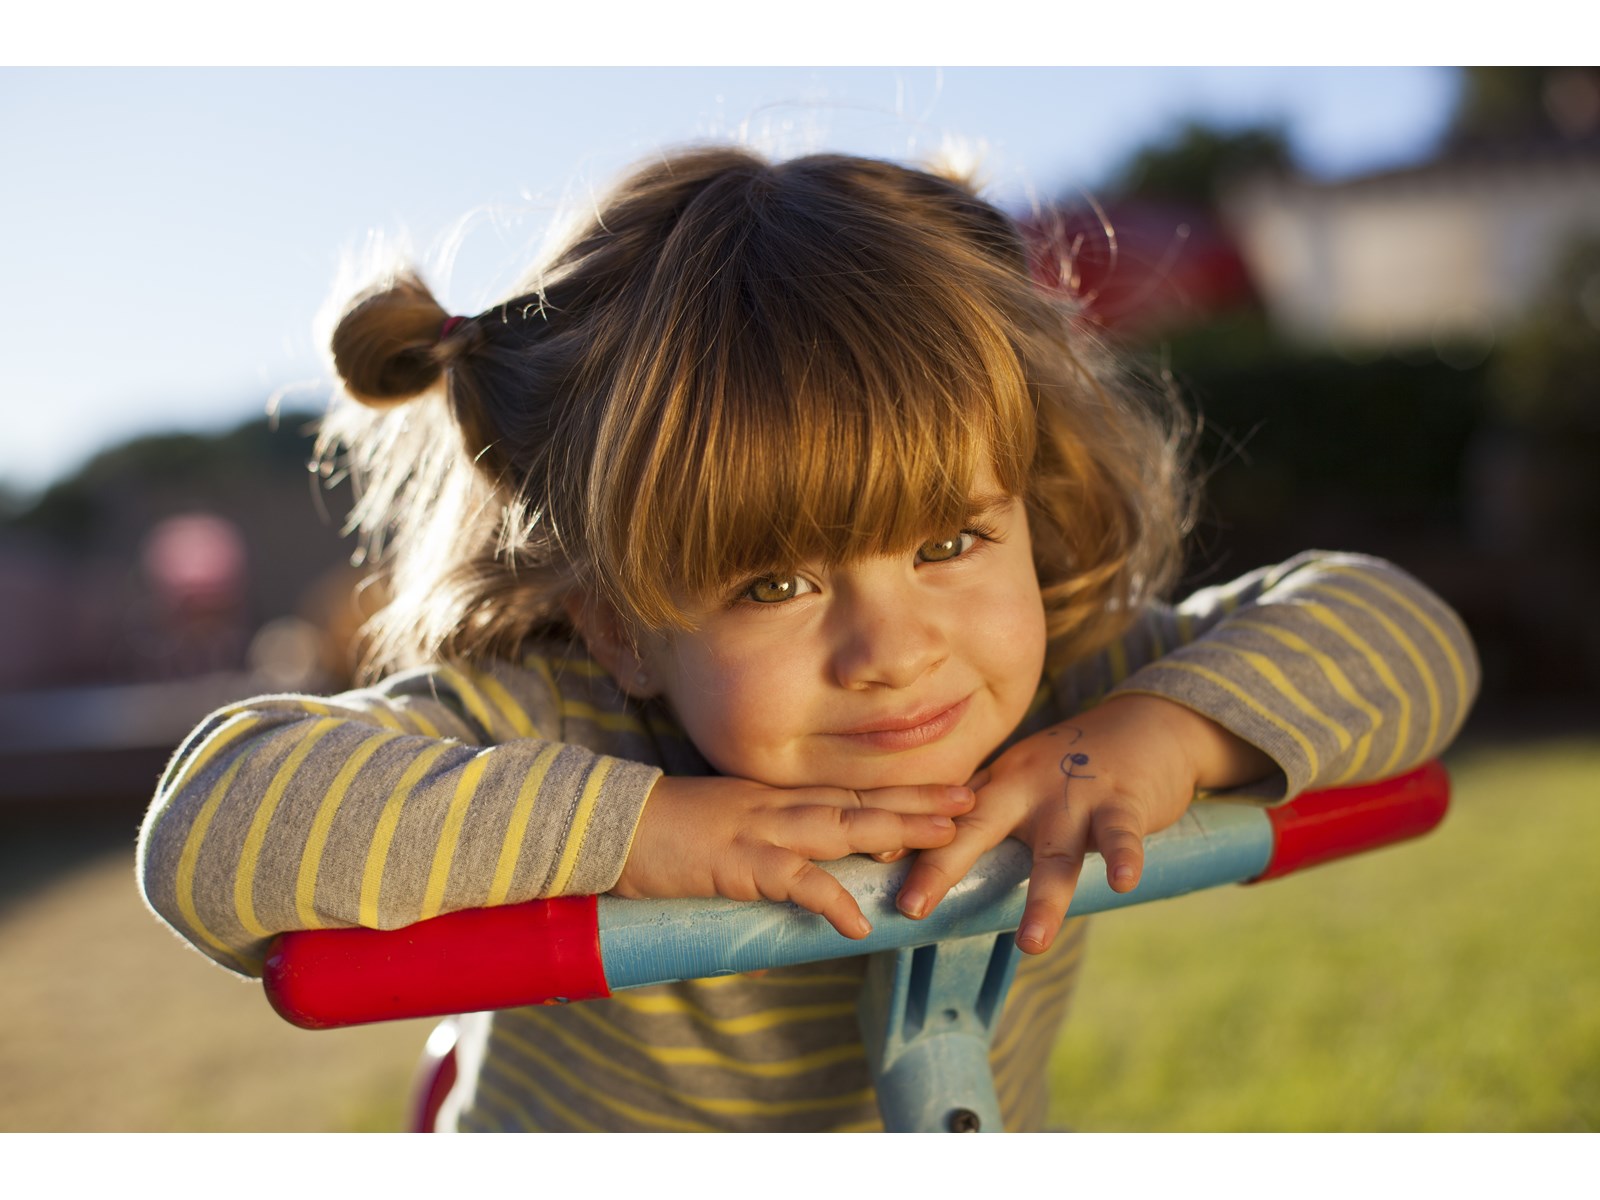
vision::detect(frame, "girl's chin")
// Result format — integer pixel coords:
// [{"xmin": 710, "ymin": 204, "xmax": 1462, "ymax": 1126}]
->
[{"xmin": 764, "ymin": 752, "xmax": 987, "ymax": 792}]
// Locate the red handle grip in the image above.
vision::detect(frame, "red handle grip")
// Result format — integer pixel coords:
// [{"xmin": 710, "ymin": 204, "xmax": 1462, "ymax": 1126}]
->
[
  {"xmin": 1253, "ymin": 760, "xmax": 1450, "ymax": 882},
  {"xmin": 264, "ymin": 893, "xmax": 609, "ymax": 1029}
]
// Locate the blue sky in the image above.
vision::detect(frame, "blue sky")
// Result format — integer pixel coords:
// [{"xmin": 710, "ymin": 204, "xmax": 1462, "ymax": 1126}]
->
[{"xmin": 0, "ymin": 66, "xmax": 1464, "ymax": 497}]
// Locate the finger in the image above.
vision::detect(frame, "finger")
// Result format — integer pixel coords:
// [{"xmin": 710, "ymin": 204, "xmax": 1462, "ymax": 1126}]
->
[
  {"xmin": 1090, "ymin": 805, "xmax": 1147, "ymax": 893},
  {"xmin": 870, "ymin": 849, "xmax": 911, "ymax": 864},
  {"xmin": 1015, "ymin": 844, "xmax": 1086, "ymax": 955},
  {"xmin": 893, "ymin": 815, "xmax": 1005, "ymax": 920},
  {"xmin": 753, "ymin": 847, "xmax": 872, "ymax": 940},
  {"xmin": 820, "ymin": 784, "xmax": 975, "ymax": 817},
  {"xmin": 1012, "ymin": 791, "xmax": 1095, "ymax": 954},
  {"xmin": 786, "ymin": 808, "xmax": 958, "ymax": 861}
]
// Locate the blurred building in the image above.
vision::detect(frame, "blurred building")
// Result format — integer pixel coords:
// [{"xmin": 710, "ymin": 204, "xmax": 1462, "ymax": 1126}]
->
[{"xmin": 1223, "ymin": 140, "xmax": 1600, "ymax": 354}]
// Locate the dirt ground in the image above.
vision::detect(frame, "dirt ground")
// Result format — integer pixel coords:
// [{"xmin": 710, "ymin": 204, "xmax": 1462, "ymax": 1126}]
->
[{"xmin": 1, "ymin": 803, "xmax": 434, "ymax": 1132}]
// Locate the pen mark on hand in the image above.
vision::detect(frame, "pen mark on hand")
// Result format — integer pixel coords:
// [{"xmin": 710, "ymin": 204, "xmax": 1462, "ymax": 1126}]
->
[{"xmin": 1057, "ymin": 725, "xmax": 1096, "ymax": 808}]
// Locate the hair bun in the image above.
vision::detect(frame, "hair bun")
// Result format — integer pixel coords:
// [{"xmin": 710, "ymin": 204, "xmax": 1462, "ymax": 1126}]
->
[{"xmin": 330, "ymin": 272, "xmax": 455, "ymax": 407}]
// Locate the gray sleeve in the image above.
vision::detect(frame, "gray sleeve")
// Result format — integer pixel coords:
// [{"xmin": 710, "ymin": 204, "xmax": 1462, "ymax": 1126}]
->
[
  {"xmin": 137, "ymin": 659, "xmax": 660, "ymax": 977},
  {"xmin": 1047, "ymin": 551, "xmax": 1479, "ymax": 799}
]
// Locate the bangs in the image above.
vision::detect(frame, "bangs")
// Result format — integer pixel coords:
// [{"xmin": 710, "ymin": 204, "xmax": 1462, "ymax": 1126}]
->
[{"xmin": 587, "ymin": 175, "xmax": 1040, "ymax": 629}]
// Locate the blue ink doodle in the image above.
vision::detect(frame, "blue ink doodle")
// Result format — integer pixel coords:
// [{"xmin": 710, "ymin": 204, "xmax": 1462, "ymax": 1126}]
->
[{"xmin": 1057, "ymin": 726, "xmax": 1096, "ymax": 807}]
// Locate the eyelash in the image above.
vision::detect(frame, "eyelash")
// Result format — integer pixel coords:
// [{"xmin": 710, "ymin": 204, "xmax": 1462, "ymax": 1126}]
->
[{"xmin": 732, "ymin": 523, "xmax": 1001, "ymax": 606}]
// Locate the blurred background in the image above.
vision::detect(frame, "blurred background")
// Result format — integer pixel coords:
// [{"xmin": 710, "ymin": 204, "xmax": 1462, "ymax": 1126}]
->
[{"xmin": 2, "ymin": 65, "xmax": 1596, "ymax": 1132}]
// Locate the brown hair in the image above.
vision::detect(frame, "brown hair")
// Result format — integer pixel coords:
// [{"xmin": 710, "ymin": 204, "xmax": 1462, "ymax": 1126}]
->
[{"xmin": 321, "ymin": 145, "xmax": 1192, "ymax": 678}]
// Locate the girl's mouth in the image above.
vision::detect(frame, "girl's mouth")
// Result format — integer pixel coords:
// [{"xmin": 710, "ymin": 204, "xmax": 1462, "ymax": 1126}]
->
[{"xmin": 830, "ymin": 695, "xmax": 972, "ymax": 751}]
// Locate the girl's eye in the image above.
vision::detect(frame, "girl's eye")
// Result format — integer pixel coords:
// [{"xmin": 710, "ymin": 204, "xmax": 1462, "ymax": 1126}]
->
[
  {"xmin": 916, "ymin": 531, "xmax": 979, "ymax": 564},
  {"xmin": 741, "ymin": 575, "xmax": 816, "ymax": 604}
]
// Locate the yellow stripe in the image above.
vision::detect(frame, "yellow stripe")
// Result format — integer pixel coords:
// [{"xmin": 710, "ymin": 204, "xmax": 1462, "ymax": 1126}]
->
[
  {"xmin": 1214, "ymin": 643, "xmax": 1353, "ymax": 752},
  {"xmin": 1106, "ymin": 638, "xmax": 1130, "ymax": 685},
  {"xmin": 604, "ymin": 991, "xmax": 858, "ymax": 1036},
  {"xmin": 1315, "ymin": 583, "xmax": 1441, "ymax": 767},
  {"xmin": 435, "ymin": 665, "xmax": 497, "ymax": 732},
  {"xmin": 561, "ymin": 699, "xmax": 683, "ymax": 739},
  {"xmin": 340, "ymin": 698, "xmax": 403, "ymax": 732},
  {"xmin": 472, "ymin": 669, "xmax": 539, "ymax": 738},
  {"xmin": 160, "ymin": 711, "xmax": 265, "ymax": 803},
  {"xmin": 468, "ymin": 1076, "xmax": 544, "ymax": 1132},
  {"xmin": 486, "ymin": 743, "xmax": 562, "ymax": 906},
  {"xmin": 494, "ymin": 1026, "xmax": 710, "ymax": 1131},
  {"xmin": 834, "ymin": 1116, "xmax": 884, "ymax": 1132},
  {"xmin": 546, "ymin": 757, "xmax": 613, "ymax": 895},
  {"xmin": 500, "ymin": 1020, "xmax": 875, "ymax": 1120},
  {"xmin": 359, "ymin": 743, "xmax": 452, "ymax": 927},
  {"xmin": 419, "ymin": 749, "xmax": 493, "ymax": 919},
  {"xmin": 395, "ymin": 700, "xmax": 441, "ymax": 739},
  {"xmin": 527, "ymin": 655, "xmax": 562, "ymax": 701},
  {"xmin": 552, "ymin": 655, "xmax": 609, "ymax": 678},
  {"xmin": 563, "ymin": 1003, "xmax": 865, "ymax": 1077},
  {"xmin": 481, "ymin": 1051, "xmax": 602, "ymax": 1132},
  {"xmin": 1326, "ymin": 565, "xmax": 1469, "ymax": 723},
  {"xmin": 173, "ymin": 752, "xmax": 256, "ymax": 971},
  {"xmin": 1296, "ymin": 597, "xmax": 1416, "ymax": 776},
  {"xmin": 1175, "ymin": 610, "xmax": 1196, "ymax": 645},
  {"xmin": 294, "ymin": 729, "xmax": 400, "ymax": 927},
  {"xmin": 1231, "ymin": 617, "xmax": 1385, "ymax": 783},
  {"xmin": 685, "ymin": 969, "xmax": 862, "ymax": 991},
  {"xmin": 234, "ymin": 718, "xmax": 342, "ymax": 939},
  {"xmin": 1132, "ymin": 660, "xmax": 1321, "ymax": 779},
  {"xmin": 990, "ymin": 938, "xmax": 1086, "ymax": 1062}
]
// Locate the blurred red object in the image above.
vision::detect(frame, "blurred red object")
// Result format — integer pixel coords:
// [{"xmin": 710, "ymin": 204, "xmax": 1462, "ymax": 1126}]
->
[
  {"xmin": 141, "ymin": 513, "xmax": 247, "ymax": 613},
  {"xmin": 1018, "ymin": 200, "xmax": 1255, "ymax": 335}
]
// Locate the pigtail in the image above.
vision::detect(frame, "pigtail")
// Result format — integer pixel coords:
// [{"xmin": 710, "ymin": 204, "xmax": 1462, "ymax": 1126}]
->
[{"xmin": 330, "ymin": 272, "xmax": 475, "ymax": 407}]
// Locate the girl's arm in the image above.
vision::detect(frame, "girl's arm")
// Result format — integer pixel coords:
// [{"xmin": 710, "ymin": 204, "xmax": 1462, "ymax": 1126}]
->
[
  {"xmin": 139, "ymin": 653, "xmax": 963, "ymax": 977},
  {"xmin": 1047, "ymin": 549, "xmax": 1480, "ymax": 798},
  {"xmin": 895, "ymin": 551, "xmax": 1480, "ymax": 951},
  {"xmin": 137, "ymin": 657, "xmax": 662, "ymax": 977}
]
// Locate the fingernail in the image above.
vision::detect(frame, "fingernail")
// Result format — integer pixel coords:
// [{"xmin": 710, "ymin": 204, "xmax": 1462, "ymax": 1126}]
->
[
  {"xmin": 930, "ymin": 816, "xmax": 953, "ymax": 828},
  {"xmin": 855, "ymin": 914, "xmax": 873, "ymax": 937},
  {"xmin": 1113, "ymin": 866, "xmax": 1137, "ymax": 889},
  {"xmin": 1018, "ymin": 922, "xmax": 1047, "ymax": 951},
  {"xmin": 899, "ymin": 891, "xmax": 927, "ymax": 919},
  {"xmin": 947, "ymin": 787, "xmax": 974, "ymax": 806}
]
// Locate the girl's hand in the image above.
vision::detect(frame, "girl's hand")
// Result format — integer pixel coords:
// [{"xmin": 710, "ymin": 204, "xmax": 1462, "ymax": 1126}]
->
[
  {"xmin": 614, "ymin": 775, "xmax": 975, "ymax": 939},
  {"xmin": 890, "ymin": 694, "xmax": 1275, "ymax": 955}
]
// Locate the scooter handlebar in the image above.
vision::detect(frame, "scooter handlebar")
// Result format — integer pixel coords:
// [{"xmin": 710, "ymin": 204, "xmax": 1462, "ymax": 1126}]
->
[{"xmin": 264, "ymin": 761, "xmax": 1449, "ymax": 1030}]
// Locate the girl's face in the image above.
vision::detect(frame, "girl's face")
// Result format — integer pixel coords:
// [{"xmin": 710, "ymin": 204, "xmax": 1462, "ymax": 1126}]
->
[{"xmin": 631, "ymin": 466, "xmax": 1048, "ymax": 790}]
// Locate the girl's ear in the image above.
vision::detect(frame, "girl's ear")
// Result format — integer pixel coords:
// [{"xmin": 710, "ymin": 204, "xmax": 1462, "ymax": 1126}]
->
[{"xmin": 562, "ymin": 592, "xmax": 663, "ymax": 699}]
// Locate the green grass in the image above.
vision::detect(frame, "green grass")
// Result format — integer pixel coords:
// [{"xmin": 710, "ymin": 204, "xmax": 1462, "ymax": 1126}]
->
[{"xmin": 1046, "ymin": 738, "xmax": 1600, "ymax": 1131}]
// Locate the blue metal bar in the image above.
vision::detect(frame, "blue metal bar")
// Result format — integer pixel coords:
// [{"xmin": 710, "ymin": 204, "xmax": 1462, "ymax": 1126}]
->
[
  {"xmin": 858, "ymin": 933, "xmax": 1022, "ymax": 1132},
  {"xmin": 598, "ymin": 799, "xmax": 1274, "ymax": 991}
]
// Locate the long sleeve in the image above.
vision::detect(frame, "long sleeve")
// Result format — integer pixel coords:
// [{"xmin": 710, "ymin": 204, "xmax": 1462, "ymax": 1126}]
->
[
  {"xmin": 137, "ymin": 653, "xmax": 664, "ymax": 977},
  {"xmin": 1043, "ymin": 551, "xmax": 1479, "ymax": 799}
]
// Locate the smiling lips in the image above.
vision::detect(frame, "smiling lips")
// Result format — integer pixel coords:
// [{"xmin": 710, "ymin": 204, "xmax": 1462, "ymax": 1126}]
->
[{"xmin": 831, "ymin": 695, "xmax": 973, "ymax": 751}]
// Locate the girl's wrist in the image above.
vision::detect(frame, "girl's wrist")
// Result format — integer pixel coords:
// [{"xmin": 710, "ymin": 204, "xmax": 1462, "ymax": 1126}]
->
[{"xmin": 1099, "ymin": 692, "xmax": 1275, "ymax": 793}]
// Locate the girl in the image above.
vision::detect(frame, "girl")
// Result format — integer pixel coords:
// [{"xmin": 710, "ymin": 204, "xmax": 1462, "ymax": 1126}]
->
[{"xmin": 139, "ymin": 146, "xmax": 1478, "ymax": 1132}]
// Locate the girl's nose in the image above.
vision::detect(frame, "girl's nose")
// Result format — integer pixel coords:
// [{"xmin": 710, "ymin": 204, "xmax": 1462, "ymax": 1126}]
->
[{"xmin": 832, "ymin": 596, "xmax": 948, "ymax": 690}]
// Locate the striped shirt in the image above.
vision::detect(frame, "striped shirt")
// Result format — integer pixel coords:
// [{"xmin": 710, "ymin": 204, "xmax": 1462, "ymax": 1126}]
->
[{"xmin": 137, "ymin": 551, "xmax": 1478, "ymax": 1131}]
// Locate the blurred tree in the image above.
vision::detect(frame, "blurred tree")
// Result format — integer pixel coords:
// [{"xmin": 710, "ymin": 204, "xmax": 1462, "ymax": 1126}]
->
[
  {"xmin": 0, "ymin": 412, "xmax": 356, "ymax": 686},
  {"xmin": 1448, "ymin": 66, "xmax": 1600, "ymax": 144},
  {"xmin": 7, "ymin": 414, "xmax": 321, "ymax": 552},
  {"xmin": 1489, "ymin": 232, "xmax": 1600, "ymax": 432},
  {"xmin": 1100, "ymin": 120, "xmax": 1294, "ymax": 206}
]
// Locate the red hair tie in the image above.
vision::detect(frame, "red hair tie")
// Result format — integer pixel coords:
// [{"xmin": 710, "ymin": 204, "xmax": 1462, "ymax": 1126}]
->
[{"xmin": 439, "ymin": 315, "xmax": 466, "ymax": 341}]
